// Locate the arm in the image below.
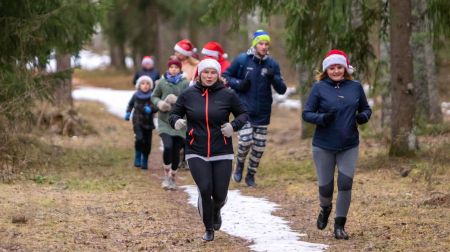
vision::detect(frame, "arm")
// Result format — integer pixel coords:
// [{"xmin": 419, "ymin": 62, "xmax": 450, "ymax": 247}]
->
[
  {"xmin": 229, "ymin": 91, "xmax": 249, "ymax": 131},
  {"xmin": 222, "ymin": 54, "xmax": 247, "ymax": 92},
  {"xmin": 132, "ymin": 72, "xmax": 139, "ymax": 85},
  {"xmin": 271, "ymin": 61, "xmax": 287, "ymax": 95},
  {"xmin": 356, "ymin": 85, "xmax": 372, "ymax": 124},
  {"xmin": 126, "ymin": 94, "xmax": 136, "ymax": 113},
  {"xmin": 151, "ymin": 82, "xmax": 163, "ymax": 105},
  {"xmin": 301, "ymin": 84, "xmax": 327, "ymax": 126},
  {"xmin": 169, "ymin": 92, "xmax": 187, "ymax": 129}
]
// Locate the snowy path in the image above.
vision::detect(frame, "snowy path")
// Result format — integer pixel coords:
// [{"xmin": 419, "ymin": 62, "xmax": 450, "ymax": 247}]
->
[{"xmin": 73, "ymin": 86, "xmax": 328, "ymax": 252}]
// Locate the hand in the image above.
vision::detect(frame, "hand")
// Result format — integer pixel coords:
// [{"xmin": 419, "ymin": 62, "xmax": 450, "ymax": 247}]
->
[
  {"xmin": 356, "ymin": 113, "xmax": 368, "ymax": 124},
  {"xmin": 144, "ymin": 105, "xmax": 152, "ymax": 114},
  {"xmin": 323, "ymin": 111, "xmax": 336, "ymax": 125},
  {"xmin": 124, "ymin": 112, "xmax": 131, "ymax": 121},
  {"xmin": 221, "ymin": 123, "xmax": 234, "ymax": 137},
  {"xmin": 174, "ymin": 119, "xmax": 187, "ymax": 130},
  {"xmin": 265, "ymin": 67, "xmax": 274, "ymax": 78},
  {"xmin": 238, "ymin": 79, "xmax": 251, "ymax": 92},
  {"xmin": 157, "ymin": 101, "xmax": 172, "ymax": 112},
  {"xmin": 164, "ymin": 94, "xmax": 178, "ymax": 105}
]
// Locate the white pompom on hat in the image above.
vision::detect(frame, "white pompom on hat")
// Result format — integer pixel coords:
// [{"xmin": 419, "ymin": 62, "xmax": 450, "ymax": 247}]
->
[
  {"xmin": 135, "ymin": 75, "xmax": 153, "ymax": 90},
  {"xmin": 197, "ymin": 58, "xmax": 221, "ymax": 75},
  {"xmin": 322, "ymin": 49, "xmax": 354, "ymax": 74},
  {"xmin": 174, "ymin": 39, "xmax": 197, "ymax": 57}
]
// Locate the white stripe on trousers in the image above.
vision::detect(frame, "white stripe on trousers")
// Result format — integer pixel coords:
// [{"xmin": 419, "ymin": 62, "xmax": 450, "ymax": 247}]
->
[{"xmin": 236, "ymin": 122, "xmax": 268, "ymax": 174}]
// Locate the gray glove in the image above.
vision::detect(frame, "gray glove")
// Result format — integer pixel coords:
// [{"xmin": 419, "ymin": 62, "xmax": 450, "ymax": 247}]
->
[
  {"xmin": 157, "ymin": 100, "xmax": 172, "ymax": 112},
  {"xmin": 221, "ymin": 123, "xmax": 234, "ymax": 137},
  {"xmin": 164, "ymin": 94, "xmax": 178, "ymax": 105},
  {"xmin": 174, "ymin": 119, "xmax": 187, "ymax": 130}
]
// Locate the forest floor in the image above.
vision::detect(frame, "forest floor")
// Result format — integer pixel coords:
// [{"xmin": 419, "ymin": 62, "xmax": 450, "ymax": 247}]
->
[{"xmin": 1, "ymin": 71, "xmax": 449, "ymax": 251}]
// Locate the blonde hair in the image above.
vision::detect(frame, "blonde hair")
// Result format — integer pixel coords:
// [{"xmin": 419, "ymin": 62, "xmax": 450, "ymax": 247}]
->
[{"xmin": 315, "ymin": 70, "xmax": 353, "ymax": 81}]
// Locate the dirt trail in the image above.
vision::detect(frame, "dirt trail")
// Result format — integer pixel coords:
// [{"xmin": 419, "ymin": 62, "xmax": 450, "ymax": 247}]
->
[{"xmin": 0, "ymin": 101, "xmax": 248, "ymax": 251}]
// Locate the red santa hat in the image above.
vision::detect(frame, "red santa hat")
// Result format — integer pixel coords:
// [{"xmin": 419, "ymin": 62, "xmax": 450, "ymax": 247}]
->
[
  {"xmin": 322, "ymin": 49, "xmax": 354, "ymax": 74},
  {"xmin": 174, "ymin": 39, "xmax": 197, "ymax": 57},
  {"xmin": 201, "ymin": 41, "xmax": 228, "ymax": 59}
]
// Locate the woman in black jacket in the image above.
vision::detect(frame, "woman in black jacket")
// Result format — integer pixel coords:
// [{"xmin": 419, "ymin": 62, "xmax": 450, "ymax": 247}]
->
[{"xmin": 169, "ymin": 58, "xmax": 248, "ymax": 241}]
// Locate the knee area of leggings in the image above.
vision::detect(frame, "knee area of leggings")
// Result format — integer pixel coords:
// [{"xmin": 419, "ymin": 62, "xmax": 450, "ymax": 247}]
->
[
  {"xmin": 163, "ymin": 146, "xmax": 173, "ymax": 153},
  {"xmin": 337, "ymin": 172, "xmax": 353, "ymax": 191},
  {"xmin": 198, "ymin": 183, "xmax": 213, "ymax": 197},
  {"xmin": 240, "ymin": 136, "xmax": 253, "ymax": 143},
  {"xmin": 319, "ymin": 181, "xmax": 334, "ymax": 198}
]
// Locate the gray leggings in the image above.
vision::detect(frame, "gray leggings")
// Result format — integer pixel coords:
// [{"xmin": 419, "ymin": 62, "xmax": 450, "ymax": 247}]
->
[{"xmin": 312, "ymin": 146, "xmax": 358, "ymax": 218}]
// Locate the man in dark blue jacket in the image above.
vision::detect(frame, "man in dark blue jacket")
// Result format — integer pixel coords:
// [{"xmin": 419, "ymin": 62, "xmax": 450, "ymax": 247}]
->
[
  {"xmin": 132, "ymin": 56, "xmax": 160, "ymax": 87},
  {"xmin": 223, "ymin": 30, "xmax": 287, "ymax": 187}
]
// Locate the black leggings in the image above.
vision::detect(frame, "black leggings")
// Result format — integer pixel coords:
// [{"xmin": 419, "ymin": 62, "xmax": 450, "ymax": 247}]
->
[
  {"xmin": 187, "ymin": 158, "xmax": 232, "ymax": 230},
  {"xmin": 160, "ymin": 133, "xmax": 184, "ymax": 171},
  {"xmin": 134, "ymin": 125, "xmax": 153, "ymax": 156}
]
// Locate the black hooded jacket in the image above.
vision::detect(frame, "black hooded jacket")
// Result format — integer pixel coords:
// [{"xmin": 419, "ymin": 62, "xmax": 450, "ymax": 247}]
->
[{"xmin": 169, "ymin": 81, "xmax": 248, "ymax": 157}]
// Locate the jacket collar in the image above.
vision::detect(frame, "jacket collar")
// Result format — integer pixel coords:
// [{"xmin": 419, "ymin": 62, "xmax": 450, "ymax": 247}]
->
[
  {"xmin": 194, "ymin": 81, "xmax": 225, "ymax": 92},
  {"xmin": 323, "ymin": 77, "xmax": 348, "ymax": 88},
  {"xmin": 247, "ymin": 47, "xmax": 269, "ymax": 64}
]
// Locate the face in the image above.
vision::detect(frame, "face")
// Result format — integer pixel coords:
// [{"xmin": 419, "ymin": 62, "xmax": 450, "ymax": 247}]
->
[
  {"xmin": 200, "ymin": 68, "xmax": 219, "ymax": 86},
  {"xmin": 142, "ymin": 62, "xmax": 153, "ymax": 70},
  {"xmin": 255, "ymin": 41, "xmax": 270, "ymax": 57},
  {"xmin": 139, "ymin": 81, "xmax": 151, "ymax": 92},
  {"xmin": 326, "ymin": 64, "xmax": 345, "ymax": 82},
  {"xmin": 174, "ymin": 51, "xmax": 187, "ymax": 61},
  {"xmin": 168, "ymin": 65, "xmax": 181, "ymax": 75}
]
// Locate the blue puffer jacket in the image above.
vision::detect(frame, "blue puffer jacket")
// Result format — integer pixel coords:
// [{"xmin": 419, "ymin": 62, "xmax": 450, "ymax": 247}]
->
[
  {"xmin": 133, "ymin": 68, "xmax": 160, "ymax": 86},
  {"xmin": 302, "ymin": 77, "xmax": 372, "ymax": 151},
  {"xmin": 223, "ymin": 52, "xmax": 286, "ymax": 125}
]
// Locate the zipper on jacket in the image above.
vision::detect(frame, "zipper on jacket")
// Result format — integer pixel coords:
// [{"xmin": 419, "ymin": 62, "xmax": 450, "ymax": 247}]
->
[
  {"xmin": 202, "ymin": 89, "xmax": 211, "ymax": 157},
  {"xmin": 189, "ymin": 128, "xmax": 195, "ymax": 145}
]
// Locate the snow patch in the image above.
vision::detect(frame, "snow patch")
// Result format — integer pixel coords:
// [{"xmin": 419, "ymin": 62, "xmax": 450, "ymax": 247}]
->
[
  {"xmin": 183, "ymin": 185, "xmax": 328, "ymax": 252},
  {"xmin": 72, "ymin": 86, "xmax": 134, "ymax": 118},
  {"xmin": 72, "ymin": 87, "xmax": 328, "ymax": 251}
]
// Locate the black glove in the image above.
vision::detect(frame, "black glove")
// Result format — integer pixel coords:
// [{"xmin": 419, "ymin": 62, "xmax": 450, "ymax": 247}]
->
[
  {"xmin": 323, "ymin": 111, "xmax": 336, "ymax": 125},
  {"xmin": 238, "ymin": 78, "xmax": 251, "ymax": 92},
  {"xmin": 356, "ymin": 113, "xmax": 368, "ymax": 124},
  {"xmin": 265, "ymin": 67, "xmax": 274, "ymax": 79}
]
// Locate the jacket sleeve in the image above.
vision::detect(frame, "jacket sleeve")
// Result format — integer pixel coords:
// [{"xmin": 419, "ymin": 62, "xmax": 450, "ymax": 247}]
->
[
  {"xmin": 357, "ymin": 85, "xmax": 372, "ymax": 122},
  {"xmin": 229, "ymin": 91, "xmax": 249, "ymax": 131},
  {"xmin": 271, "ymin": 60, "xmax": 287, "ymax": 95},
  {"xmin": 223, "ymin": 54, "xmax": 246, "ymax": 92},
  {"xmin": 132, "ymin": 72, "xmax": 139, "ymax": 85},
  {"xmin": 169, "ymin": 91, "xmax": 187, "ymax": 129},
  {"xmin": 302, "ymin": 84, "xmax": 327, "ymax": 126},
  {"xmin": 151, "ymin": 82, "xmax": 163, "ymax": 106},
  {"xmin": 126, "ymin": 94, "xmax": 136, "ymax": 113}
]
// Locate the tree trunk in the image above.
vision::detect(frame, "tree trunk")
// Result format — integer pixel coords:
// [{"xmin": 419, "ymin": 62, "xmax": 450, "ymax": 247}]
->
[
  {"xmin": 389, "ymin": 0, "xmax": 416, "ymax": 156},
  {"xmin": 109, "ymin": 42, "xmax": 126, "ymax": 70},
  {"xmin": 425, "ymin": 40, "xmax": 443, "ymax": 123},
  {"xmin": 298, "ymin": 64, "xmax": 314, "ymax": 139},
  {"xmin": 55, "ymin": 53, "xmax": 73, "ymax": 108}
]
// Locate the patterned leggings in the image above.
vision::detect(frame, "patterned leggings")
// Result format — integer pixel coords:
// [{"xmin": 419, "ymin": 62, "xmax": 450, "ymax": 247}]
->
[{"xmin": 236, "ymin": 122, "xmax": 268, "ymax": 174}]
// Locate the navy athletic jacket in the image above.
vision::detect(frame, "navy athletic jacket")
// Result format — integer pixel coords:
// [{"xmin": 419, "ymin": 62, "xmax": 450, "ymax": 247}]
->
[
  {"xmin": 223, "ymin": 52, "xmax": 286, "ymax": 125},
  {"xmin": 302, "ymin": 77, "xmax": 372, "ymax": 151}
]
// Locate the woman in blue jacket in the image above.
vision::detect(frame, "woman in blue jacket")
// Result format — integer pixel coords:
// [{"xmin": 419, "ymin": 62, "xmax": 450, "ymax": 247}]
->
[{"xmin": 302, "ymin": 49, "xmax": 372, "ymax": 240}]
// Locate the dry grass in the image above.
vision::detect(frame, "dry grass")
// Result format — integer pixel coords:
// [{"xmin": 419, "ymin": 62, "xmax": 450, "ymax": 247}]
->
[
  {"xmin": 231, "ymin": 107, "xmax": 450, "ymax": 251},
  {"xmin": 73, "ymin": 69, "xmax": 134, "ymax": 90},
  {"xmin": 0, "ymin": 101, "xmax": 248, "ymax": 251}
]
